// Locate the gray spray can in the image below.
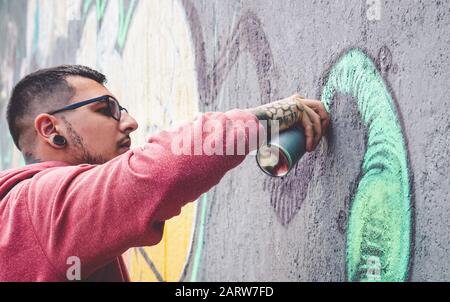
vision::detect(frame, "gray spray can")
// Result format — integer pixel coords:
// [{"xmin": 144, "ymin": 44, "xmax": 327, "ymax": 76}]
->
[{"xmin": 256, "ymin": 125, "xmax": 306, "ymax": 177}]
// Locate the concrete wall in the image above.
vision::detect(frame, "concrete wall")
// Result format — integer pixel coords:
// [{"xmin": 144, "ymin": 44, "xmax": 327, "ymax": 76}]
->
[{"xmin": 0, "ymin": 0, "xmax": 449, "ymax": 281}]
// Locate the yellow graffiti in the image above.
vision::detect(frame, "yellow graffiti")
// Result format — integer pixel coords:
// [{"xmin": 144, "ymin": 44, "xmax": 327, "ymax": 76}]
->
[{"xmin": 127, "ymin": 202, "xmax": 196, "ymax": 281}]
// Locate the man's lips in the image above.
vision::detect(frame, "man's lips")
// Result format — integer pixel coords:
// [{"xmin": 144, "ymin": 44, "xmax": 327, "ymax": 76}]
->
[{"xmin": 118, "ymin": 137, "xmax": 131, "ymax": 149}]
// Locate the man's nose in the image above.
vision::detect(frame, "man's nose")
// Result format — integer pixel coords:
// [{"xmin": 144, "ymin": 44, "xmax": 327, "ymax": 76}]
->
[{"xmin": 119, "ymin": 111, "xmax": 139, "ymax": 134}]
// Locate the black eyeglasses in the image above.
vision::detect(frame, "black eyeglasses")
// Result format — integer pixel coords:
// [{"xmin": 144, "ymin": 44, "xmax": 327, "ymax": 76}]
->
[{"xmin": 47, "ymin": 95, "xmax": 128, "ymax": 121}]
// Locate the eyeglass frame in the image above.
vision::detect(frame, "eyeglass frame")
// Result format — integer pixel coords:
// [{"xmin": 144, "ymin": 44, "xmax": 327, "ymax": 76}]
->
[{"xmin": 47, "ymin": 95, "xmax": 128, "ymax": 121}]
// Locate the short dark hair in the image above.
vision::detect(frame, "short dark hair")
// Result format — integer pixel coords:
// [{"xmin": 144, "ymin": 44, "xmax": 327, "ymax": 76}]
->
[{"xmin": 6, "ymin": 65, "xmax": 107, "ymax": 151}]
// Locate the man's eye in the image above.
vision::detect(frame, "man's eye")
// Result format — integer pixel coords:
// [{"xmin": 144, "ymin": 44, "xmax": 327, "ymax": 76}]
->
[{"xmin": 97, "ymin": 107, "xmax": 110, "ymax": 115}]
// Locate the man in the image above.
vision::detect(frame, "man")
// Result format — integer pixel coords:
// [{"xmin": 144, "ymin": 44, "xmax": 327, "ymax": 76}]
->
[{"xmin": 0, "ymin": 65, "xmax": 329, "ymax": 281}]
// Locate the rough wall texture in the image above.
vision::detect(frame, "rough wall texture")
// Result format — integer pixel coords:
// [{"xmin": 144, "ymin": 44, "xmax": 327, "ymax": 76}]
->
[{"xmin": 0, "ymin": 0, "xmax": 449, "ymax": 281}]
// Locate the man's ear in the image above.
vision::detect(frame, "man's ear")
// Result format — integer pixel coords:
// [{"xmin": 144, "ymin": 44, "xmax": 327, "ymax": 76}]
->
[{"xmin": 34, "ymin": 114, "xmax": 66, "ymax": 149}]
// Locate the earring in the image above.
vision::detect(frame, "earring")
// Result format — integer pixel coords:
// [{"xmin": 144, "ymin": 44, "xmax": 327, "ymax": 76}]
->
[{"xmin": 53, "ymin": 135, "xmax": 67, "ymax": 146}]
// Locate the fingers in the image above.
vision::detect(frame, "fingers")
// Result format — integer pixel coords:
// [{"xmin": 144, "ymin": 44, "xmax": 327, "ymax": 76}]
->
[
  {"xmin": 295, "ymin": 98, "xmax": 330, "ymax": 152},
  {"xmin": 267, "ymin": 94, "xmax": 330, "ymax": 152},
  {"xmin": 302, "ymin": 104, "xmax": 322, "ymax": 150},
  {"xmin": 301, "ymin": 99, "xmax": 330, "ymax": 135},
  {"xmin": 299, "ymin": 108, "xmax": 315, "ymax": 152}
]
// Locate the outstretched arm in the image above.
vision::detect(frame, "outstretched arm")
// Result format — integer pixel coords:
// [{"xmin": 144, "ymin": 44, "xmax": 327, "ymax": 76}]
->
[
  {"xmin": 246, "ymin": 94, "xmax": 330, "ymax": 151},
  {"xmin": 25, "ymin": 109, "xmax": 264, "ymax": 280}
]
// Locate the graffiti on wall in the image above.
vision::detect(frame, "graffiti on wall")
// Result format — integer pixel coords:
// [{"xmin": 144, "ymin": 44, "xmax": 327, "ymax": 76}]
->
[
  {"xmin": 0, "ymin": 1, "xmax": 26, "ymax": 170},
  {"xmin": 81, "ymin": 0, "xmax": 137, "ymax": 51},
  {"xmin": 0, "ymin": 0, "xmax": 415, "ymax": 282},
  {"xmin": 321, "ymin": 49, "xmax": 412, "ymax": 281},
  {"xmin": 183, "ymin": 0, "xmax": 413, "ymax": 282},
  {"xmin": 0, "ymin": 94, "xmax": 13, "ymax": 170},
  {"xmin": 1, "ymin": 0, "xmax": 201, "ymax": 282},
  {"xmin": 183, "ymin": 0, "xmax": 414, "ymax": 281},
  {"xmin": 182, "ymin": 1, "xmax": 277, "ymax": 106}
]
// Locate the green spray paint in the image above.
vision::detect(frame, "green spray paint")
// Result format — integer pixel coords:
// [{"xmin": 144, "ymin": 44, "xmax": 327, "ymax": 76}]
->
[
  {"xmin": 96, "ymin": 0, "xmax": 107, "ymax": 21},
  {"xmin": 82, "ymin": 0, "xmax": 107, "ymax": 22},
  {"xmin": 321, "ymin": 49, "xmax": 411, "ymax": 282},
  {"xmin": 190, "ymin": 193, "xmax": 208, "ymax": 282},
  {"xmin": 82, "ymin": 0, "xmax": 93, "ymax": 16},
  {"xmin": 82, "ymin": 0, "xmax": 136, "ymax": 51},
  {"xmin": 117, "ymin": 0, "xmax": 137, "ymax": 50}
]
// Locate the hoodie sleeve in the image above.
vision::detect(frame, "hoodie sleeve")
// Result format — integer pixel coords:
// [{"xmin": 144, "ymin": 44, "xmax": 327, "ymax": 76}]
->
[{"xmin": 24, "ymin": 109, "xmax": 264, "ymax": 279}]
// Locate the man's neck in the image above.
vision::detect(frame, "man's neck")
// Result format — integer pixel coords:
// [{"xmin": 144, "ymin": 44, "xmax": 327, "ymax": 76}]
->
[{"xmin": 24, "ymin": 152, "xmax": 42, "ymax": 165}]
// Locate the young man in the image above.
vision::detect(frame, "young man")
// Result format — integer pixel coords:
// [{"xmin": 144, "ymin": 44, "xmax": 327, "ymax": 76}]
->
[{"xmin": 0, "ymin": 65, "xmax": 329, "ymax": 281}]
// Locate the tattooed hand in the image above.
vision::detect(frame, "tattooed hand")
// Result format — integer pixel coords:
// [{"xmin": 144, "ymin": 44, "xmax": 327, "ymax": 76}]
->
[{"xmin": 246, "ymin": 94, "xmax": 330, "ymax": 152}]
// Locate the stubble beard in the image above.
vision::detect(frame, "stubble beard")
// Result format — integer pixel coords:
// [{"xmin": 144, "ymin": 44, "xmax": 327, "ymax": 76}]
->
[{"xmin": 61, "ymin": 117, "xmax": 108, "ymax": 165}]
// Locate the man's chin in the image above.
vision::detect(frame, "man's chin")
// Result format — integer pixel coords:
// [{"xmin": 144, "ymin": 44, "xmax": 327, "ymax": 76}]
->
[
  {"xmin": 117, "ymin": 146, "xmax": 131, "ymax": 155},
  {"xmin": 78, "ymin": 148, "xmax": 129, "ymax": 165}
]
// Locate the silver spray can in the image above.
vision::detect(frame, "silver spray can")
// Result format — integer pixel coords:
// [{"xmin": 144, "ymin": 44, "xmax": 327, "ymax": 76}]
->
[{"xmin": 256, "ymin": 125, "xmax": 306, "ymax": 177}]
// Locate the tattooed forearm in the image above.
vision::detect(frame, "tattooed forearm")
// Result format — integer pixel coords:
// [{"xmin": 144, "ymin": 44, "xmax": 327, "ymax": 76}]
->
[{"xmin": 246, "ymin": 96, "xmax": 305, "ymax": 132}]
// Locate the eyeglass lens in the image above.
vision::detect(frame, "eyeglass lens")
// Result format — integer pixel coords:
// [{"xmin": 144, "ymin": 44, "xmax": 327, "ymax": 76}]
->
[{"xmin": 108, "ymin": 97, "xmax": 121, "ymax": 120}]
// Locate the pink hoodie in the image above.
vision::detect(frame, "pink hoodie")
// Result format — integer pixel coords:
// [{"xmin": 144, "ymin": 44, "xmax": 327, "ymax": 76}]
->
[{"xmin": 0, "ymin": 110, "xmax": 263, "ymax": 281}]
